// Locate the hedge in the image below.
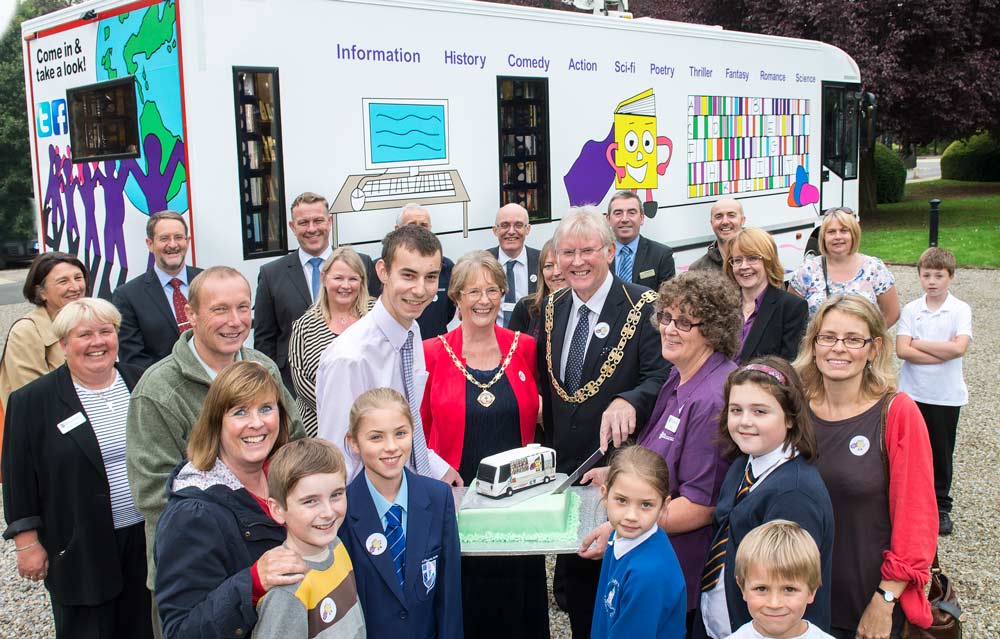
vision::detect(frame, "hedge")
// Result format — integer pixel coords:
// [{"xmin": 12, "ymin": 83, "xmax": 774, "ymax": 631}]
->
[
  {"xmin": 874, "ymin": 142, "xmax": 906, "ymax": 203},
  {"xmin": 941, "ymin": 133, "xmax": 1000, "ymax": 181}
]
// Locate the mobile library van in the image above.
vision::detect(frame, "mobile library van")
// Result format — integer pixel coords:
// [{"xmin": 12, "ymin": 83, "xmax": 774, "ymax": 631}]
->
[
  {"xmin": 476, "ymin": 444, "xmax": 557, "ymax": 498},
  {"xmin": 21, "ymin": 0, "xmax": 865, "ymax": 300}
]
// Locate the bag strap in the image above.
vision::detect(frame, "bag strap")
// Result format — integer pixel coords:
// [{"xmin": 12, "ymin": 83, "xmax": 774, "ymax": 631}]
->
[
  {"xmin": 877, "ymin": 391, "xmax": 894, "ymax": 485},
  {"xmin": 821, "ymin": 256, "xmax": 832, "ymax": 298}
]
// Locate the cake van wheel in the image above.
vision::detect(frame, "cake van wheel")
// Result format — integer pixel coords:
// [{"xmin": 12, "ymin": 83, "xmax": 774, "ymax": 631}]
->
[
  {"xmin": 543, "ymin": 475, "xmax": 551, "ymax": 483},
  {"xmin": 506, "ymin": 487, "xmax": 513, "ymax": 497}
]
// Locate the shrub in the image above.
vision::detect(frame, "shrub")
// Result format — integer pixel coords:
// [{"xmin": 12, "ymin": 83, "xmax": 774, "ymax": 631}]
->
[
  {"xmin": 940, "ymin": 133, "xmax": 1000, "ymax": 181},
  {"xmin": 874, "ymin": 142, "xmax": 906, "ymax": 203}
]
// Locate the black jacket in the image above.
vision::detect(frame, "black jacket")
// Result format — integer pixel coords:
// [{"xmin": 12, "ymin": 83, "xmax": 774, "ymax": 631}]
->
[
  {"xmin": 736, "ymin": 285, "xmax": 809, "ymax": 364},
  {"xmin": 2, "ymin": 362, "xmax": 144, "ymax": 605},
  {"xmin": 612, "ymin": 235, "xmax": 676, "ymax": 292},
  {"xmin": 488, "ymin": 245, "xmax": 541, "ymax": 296}
]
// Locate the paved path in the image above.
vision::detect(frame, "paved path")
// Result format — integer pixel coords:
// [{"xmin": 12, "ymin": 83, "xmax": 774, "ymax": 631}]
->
[{"xmin": 907, "ymin": 155, "xmax": 941, "ymax": 182}]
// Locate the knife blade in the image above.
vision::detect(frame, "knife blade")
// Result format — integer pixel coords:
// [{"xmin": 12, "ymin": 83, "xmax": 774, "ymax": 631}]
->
[{"xmin": 552, "ymin": 447, "xmax": 604, "ymax": 494}]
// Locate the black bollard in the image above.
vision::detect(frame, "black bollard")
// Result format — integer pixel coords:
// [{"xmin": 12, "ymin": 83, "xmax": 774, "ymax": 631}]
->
[{"xmin": 929, "ymin": 199, "xmax": 941, "ymax": 247}]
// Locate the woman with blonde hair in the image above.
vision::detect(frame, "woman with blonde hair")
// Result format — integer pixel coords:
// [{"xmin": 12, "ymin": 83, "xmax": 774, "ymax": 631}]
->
[
  {"xmin": 289, "ymin": 246, "xmax": 373, "ymax": 435},
  {"xmin": 790, "ymin": 208, "xmax": 900, "ymax": 326},
  {"xmin": 508, "ymin": 238, "xmax": 566, "ymax": 339},
  {"xmin": 724, "ymin": 227, "xmax": 808, "ymax": 363},
  {"xmin": 793, "ymin": 295, "xmax": 936, "ymax": 639}
]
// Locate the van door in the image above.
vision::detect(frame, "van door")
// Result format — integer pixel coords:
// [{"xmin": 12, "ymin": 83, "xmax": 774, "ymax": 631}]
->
[{"xmin": 820, "ymin": 83, "xmax": 861, "ymax": 211}]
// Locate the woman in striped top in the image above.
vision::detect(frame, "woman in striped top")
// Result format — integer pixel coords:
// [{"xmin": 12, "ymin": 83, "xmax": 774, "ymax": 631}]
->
[
  {"xmin": 289, "ymin": 247, "xmax": 373, "ymax": 436},
  {"xmin": 2, "ymin": 298, "xmax": 152, "ymax": 638}
]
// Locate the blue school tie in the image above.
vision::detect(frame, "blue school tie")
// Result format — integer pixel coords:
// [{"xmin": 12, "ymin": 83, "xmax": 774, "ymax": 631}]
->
[
  {"xmin": 502, "ymin": 259, "xmax": 517, "ymax": 326},
  {"xmin": 563, "ymin": 306, "xmax": 590, "ymax": 394},
  {"xmin": 308, "ymin": 257, "xmax": 323, "ymax": 301},
  {"xmin": 617, "ymin": 245, "xmax": 634, "ymax": 281},
  {"xmin": 386, "ymin": 504, "xmax": 406, "ymax": 587},
  {"xmin": 400, "ymin": 331, "xmax": 432, "ymax": 475},
  {"xmin": 701, "ymin": 465, "xmax": 756, "ymax": 591}
]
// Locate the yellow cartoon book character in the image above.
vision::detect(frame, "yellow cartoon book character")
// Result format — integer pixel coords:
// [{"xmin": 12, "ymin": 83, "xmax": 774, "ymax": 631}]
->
[{"xmin": 605, "ymin": 89, "xmax": 673, "ymax": 210}]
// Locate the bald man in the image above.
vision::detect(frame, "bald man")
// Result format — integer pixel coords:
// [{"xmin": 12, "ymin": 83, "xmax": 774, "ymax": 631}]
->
[
  {"xmin": 488, "ymin": 203, "xmax": 539, "ymax": 326},
  {"xmin": 689, "ymin": 197, "xmax": 745, "ymax": 271}
]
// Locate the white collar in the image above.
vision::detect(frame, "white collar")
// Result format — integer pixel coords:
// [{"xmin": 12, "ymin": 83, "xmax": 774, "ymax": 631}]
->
[
  {"xmin": 298, "ymin": 246, "xmax": 332, "ymax": 268},
  {"xmin": 153, "ymin": 264, "xmax": 188, "ymax": 288},
  {"xmin": 612, "ymin": 524, "xmax": 658, "ymax": 559},
  {"xmin": 570, "ymin": 271, "xmax": 613, "ymax": 317},
  {"xmin": 747, "ymin": 445, "xmax": 796, "ymax": 488},
  {"xmin": 918, "ymin": 292, "xmax": 957, "ymax": 314},
  {"xmin": 497, "ymin": 246, "xmax": 527, "ymax": 266},
  {"xmin": 371, "ymin": 297, "xmax": 418, "ymax": 351}
]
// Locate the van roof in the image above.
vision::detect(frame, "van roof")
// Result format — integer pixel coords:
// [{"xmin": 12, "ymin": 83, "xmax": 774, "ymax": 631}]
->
[{"xmin": 479, "ymin": 444, "xmax": 555, "ymax": 467}]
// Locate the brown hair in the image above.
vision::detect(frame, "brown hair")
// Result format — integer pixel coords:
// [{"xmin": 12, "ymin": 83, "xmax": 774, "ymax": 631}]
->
[
  {"xmin": 917, "ymin": 247, "xmax": 957, "ymax": 276},
  {"xmin": 604, "ymin": 445, "xmax": 671, "ymax": 502},
  {"xmin": 146, "ymin": 210, "xmax": 188, "ymax": 240},
  {"xmin": 607, "ymin": 190, "xmax": 643, "ymax": 215},
  {"xmin": 187, "ymin": 266, "xmax": 249, "ymax": 312},
  {"xmin": 187, "ymin": 361, "xmax": 290, "ymax": 470},
  {"xmin": 793, "ymin": 294, "xmax": 896, "ymax": 402},
  {"xmin": 718, "ymin": 357, "xmax": 816, "ymax": 461},
  {"xmin": 267, "ymin": 438, "xmax": 346, "ymax": 509},
  {"xmin": 23, "ymin": 252, "xmax": 90, "ymax": 306},
  {"xmin": 735, "ymin": 519, "xmax": 822, "ymax": 592},
  {"xmin": 448, "ymin": 250, "xmax": 507, "ymax": 305},
  {"xmin": 380, "ymin": 224, "xmax": 441, "ymax": 271},
  {"xmin": 530, "ymin": 238, "xmax": 558, "ymax": 318},
  {"xmin": 290, "ymin": 191, "xmax": 329, "ymax": 214},
  {"xmin": 724, "ymin": 227, "xmax": 785, "ymax": 289},
  {"xmin": 317, "ymin": 246, "xmax": 371, "ymax": 323},
  {"xmin": 347, "ymin": 387, "xmax": 413, "ymax": 441},
  {"xmin": 653, "ymin": 270, "xmax": 742, "ymax": 359}
]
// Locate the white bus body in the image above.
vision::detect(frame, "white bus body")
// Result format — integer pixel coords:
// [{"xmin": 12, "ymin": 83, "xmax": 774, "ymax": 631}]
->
[{"xmin": 476, "ymin": 443, "xmax": 557, "ymax": 498}]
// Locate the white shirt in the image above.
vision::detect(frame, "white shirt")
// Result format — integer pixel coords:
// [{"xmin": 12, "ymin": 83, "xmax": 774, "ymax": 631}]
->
[
  {"xmin": 153, "ymin": 264, "xmax": 189, "ymax": 321},
  {"xmin": 315, "ymin": 298, "xmax": 448, "ymax": 480},
  {"xmin": 559, "ymin": 272, "xmax": 614, "ymax": 381},
  {"xmin": 496, "ymin": 246, "xmax": 529, "ymax": 327},
  {"xmin": 298, "ymin": 247, "xmax": 333, "ymax": 303},
  {"xmin": 187, "ymin": 337, "xmax": 242, "ymax": 380},
  {"xmin": 726, "ymin": 620, "xmax": 835, "ymax": 639},
  {"xmin": 611, "ymin": 523, "xmax": 658, "ymax": 560},
  {"xmin": 898, "ymin": 293, "xmax": 972, "ymax": 406}
]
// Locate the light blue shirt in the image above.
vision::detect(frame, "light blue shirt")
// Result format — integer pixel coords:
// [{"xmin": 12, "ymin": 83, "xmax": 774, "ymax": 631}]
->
[
  {"xmin": 615, "ymin": 236, "xmax": 641, "ymax": 267},
  {"xmin": 154, "ymin": 264, "xmax": 189, "ymax": 321},
  {"xmin": 364, "ymin": 469, "xmax": 409, "ymax": 535}
]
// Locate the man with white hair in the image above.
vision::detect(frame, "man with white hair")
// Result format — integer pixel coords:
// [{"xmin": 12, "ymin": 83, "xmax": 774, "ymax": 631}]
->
[
  {"xmin": 394, "ymin": 203, "xmax": 456, "ymax": 338},
  {"xmin": 537, "ymin": 206, "xmax": 670, "ymax": 637},
  {"xmin": 689, "ymin": 197, "xmax": 745, "ymax": 271}
]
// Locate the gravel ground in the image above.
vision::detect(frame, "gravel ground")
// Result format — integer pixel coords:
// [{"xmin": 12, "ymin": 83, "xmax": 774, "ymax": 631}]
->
[{"xmin": 1, "ymin": 265, "xmax": 997, "ymax": 638}]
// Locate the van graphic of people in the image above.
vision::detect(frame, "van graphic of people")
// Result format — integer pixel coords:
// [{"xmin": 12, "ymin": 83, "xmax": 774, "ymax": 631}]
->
[{"xmin": 605, "ymin": 89, "xmax": 672, "ymax": 216}]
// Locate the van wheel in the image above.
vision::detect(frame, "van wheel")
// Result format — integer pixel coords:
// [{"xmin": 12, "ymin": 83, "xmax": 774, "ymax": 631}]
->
[
  {"xmin": 506, "ymin": 487, "xmax": 513, "ymax": 497},
  {"xmin": 543, "ymin": 475, "xmax": 551, "ymax": 483}
]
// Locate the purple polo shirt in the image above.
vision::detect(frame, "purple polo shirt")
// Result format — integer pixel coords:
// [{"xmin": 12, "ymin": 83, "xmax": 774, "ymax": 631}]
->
[
  {"xmin": 638, "ymin": 350, "xmax": 736, "ymax": 610},
  {"xmin": 737, "ymin": 287, "xmax": 768, "ymax": 358}
]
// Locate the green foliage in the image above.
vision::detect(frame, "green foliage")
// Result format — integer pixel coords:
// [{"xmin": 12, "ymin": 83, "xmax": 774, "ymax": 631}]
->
[
  {"xmin": 874, "ymin": 142, "xmax": 906, "ymax": 204},
  {"xmin": 940, "ymin": 133, "xmax": 1000, "ymax": 182},
  {"xmin": 0, "ymin": 0, "xmax": 74, "ymax": 242}
]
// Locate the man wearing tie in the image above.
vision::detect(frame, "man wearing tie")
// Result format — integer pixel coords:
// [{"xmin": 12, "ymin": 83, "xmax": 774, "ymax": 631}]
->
[
  {"xmin": 113, "ymin": 210, "xmax": 202, "ymax": 371},
  {"xmin": 606, "ymin": 190, "xmax": 676, "ymax": 292},
  {"xmin": 488, "ymin": 203, "xmax": 539, "ymax": 327},
  {"xmin": 254, "ymin": 191, "xmax": 377, "ymax": 394}
]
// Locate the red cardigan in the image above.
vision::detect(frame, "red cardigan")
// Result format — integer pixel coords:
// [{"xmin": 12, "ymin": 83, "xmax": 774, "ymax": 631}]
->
[{"xmin": 420, "ymin": 325, "xmax": 539, "ymax": 470}]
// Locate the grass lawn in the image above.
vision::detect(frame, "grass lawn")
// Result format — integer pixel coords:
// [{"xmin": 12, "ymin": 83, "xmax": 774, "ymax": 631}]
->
[{"xmin": 862, "ymin": 180, "xmax": 1000, "ymax": 268}]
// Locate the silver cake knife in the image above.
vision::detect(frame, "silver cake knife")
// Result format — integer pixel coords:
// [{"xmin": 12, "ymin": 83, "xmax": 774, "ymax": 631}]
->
[{"xmin": 552, "ymin": 447, "xmax": 604, "ymax": 494}]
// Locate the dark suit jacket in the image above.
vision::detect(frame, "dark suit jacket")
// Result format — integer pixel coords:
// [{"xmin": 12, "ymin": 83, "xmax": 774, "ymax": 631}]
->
[
  {"xmin": 537, "ymin": 279, "xmax": 671, "ymax": 474},
  {"xmin": 254, "ymin": 249, "xmax": 376, "ymax": 392},
  {"xmin": 2, "ymin": 363, "xmax": 144, "ymax": 606},
  {"xmin": 113, "ymin": 266, "xmax": 203, "ymax": 371},
  {"xmin": 612, "ymin": 235, "xmax": 676, "ymax": 292},
  {"xmin": 736, "ymin": 285, "xmax": 809, "ymax": 364},
  {"xmin": 339, "ymin": 468, "xmax": 462, "ymax": 639},
  {"xmin": 488, "ymin": 245, "xmax": 540, "ymax": 296}
]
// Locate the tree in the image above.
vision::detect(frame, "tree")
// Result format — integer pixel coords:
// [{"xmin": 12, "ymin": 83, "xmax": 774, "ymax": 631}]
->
[{"xmin": 0, "ymin": 0, "xmax": 75, "ymax": 242}]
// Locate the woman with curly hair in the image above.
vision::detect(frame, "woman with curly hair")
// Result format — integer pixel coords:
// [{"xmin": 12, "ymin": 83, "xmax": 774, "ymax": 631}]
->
[{"xmin": 581, "ymin": 270, "xmax": 742, "ymax": 628}]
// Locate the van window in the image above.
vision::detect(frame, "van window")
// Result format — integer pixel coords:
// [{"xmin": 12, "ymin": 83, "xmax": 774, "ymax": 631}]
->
[
  {"xmin": 497, "ymin": 77, "xmax": 551, "ymax": 223},
  {"xmin": 65, "ymin": 77, "xmax": 140, "ymax": 162},
  {"xmin": 477, "ymin": 463, "xmax": 498, "ymax": 484},
  {"xmin": 233, "ymin": 67, "xmax": 287, "ymax": 259},
  {"xmin": 498, "ymin": 464, "xmax": 511, "ymax": 483},
  {"xmin": 822, "ymin": 85, "xmax": 859, "ymax": 180}
]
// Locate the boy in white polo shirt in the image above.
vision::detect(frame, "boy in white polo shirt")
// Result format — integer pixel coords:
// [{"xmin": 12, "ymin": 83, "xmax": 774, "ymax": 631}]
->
[{"xmin": 895, "ymin": 247, "xmax": 971, "ymax": 536}]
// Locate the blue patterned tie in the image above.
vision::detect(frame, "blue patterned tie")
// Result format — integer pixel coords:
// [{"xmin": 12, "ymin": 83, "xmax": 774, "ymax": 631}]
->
[
  {"xmin": 502, "ymin": 259, "xmax": 517, "ymax": 326},
  {"xmin": 563, "ymin": 306, "xmax": 590, "ymax": 394},
  {"xmin": 385, "ymin": 504, "xmax": 406, "ymax": 587},
  {"xmin": 400, "ymin": 331, "xmax": 432, "ymax": 475},
  {"xmin": 308, "ymin": 257, "xmax": 323, "ymax": 302},
  {"xmin": 617, "ymin": 245, "xmax": 634, "ymax": 281}
]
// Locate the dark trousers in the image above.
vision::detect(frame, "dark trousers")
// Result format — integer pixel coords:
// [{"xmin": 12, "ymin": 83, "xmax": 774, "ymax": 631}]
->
[
  {"xmin": 51, "ymin": 523, "xmax": 153, "ymax": 639},
  {"xmin": 916, "ymin": 401, "xmax": 961, "ymax": 513},
  {"xmin": 554, "ymin": 554, "xmax": 603, "ymax": 638}
]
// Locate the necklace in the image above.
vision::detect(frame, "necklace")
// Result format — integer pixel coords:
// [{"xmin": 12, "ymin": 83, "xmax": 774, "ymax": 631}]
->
[
  {"xmin": 74, "ymin": 372, "xmax": 120, "ymax": 412},
  {"xmin": 438, "ymin": 331, "xmax": 520, "ymax": 407}
]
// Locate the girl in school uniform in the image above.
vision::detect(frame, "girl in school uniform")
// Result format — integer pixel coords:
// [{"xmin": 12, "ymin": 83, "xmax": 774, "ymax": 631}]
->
[
  {"xmin": 338, "ymin": 387, "xmax": 463, "ymax": 639},
  {"xmin": 591, "ymin": 446, "xmax": 686, "ymax": 639},
  {"xmin": 698, "ymin": 357, "xmax": 835, "ymax": 639}
]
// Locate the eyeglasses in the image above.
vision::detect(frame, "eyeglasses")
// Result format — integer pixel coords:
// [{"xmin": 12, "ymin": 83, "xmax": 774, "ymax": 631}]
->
[
  {"xmin": 557, "ymin": 245, "xmax": 606, "ymax": 260},
  {"xmin": 461, "ymin": 287, "xmax": 503, "ymax": 301},
  {"xmin": 727, "ymin": 255, "xmax": 763, "ymax": 267},
  {"xmin": 814, "ymin": 334, "xmax": 874, "ymax": 349},
  {"xmin": 656, "ymin": 312, "xmax": 703, "ymax": 332},
  {"xmin": 496, "ymin": 221, "xmax": 527, "ymax": 232},
  {"xmin": 155, "ymin": 234, "xmax": 187, "ymax": 244}
]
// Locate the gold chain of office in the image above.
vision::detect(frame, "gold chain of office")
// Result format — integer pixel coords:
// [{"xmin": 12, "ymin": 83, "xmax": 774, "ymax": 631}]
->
[
  {"xmin": 544, "ymin": 288, "xmax": 658, "ymax": 404},
  {"xmin": 438, "ymin": 331, "xmax": 521, "ymax": 408}
]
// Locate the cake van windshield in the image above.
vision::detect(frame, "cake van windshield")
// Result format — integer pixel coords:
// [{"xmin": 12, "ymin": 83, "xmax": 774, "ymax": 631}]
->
[{"xmin": 476, "ymin": 444, "xmax": 557, "ymax": 498}]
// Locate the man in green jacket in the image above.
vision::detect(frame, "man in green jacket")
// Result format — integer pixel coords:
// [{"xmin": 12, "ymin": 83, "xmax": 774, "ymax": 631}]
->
[{"xmin": 126, "ymin": 266, "xmax": 305, "ymax": 593}]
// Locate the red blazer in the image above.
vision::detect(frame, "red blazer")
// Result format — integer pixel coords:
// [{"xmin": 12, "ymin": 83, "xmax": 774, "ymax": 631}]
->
[{"xmin": 421, "ymin": 325, "xmax": 539, "ymax": 470}]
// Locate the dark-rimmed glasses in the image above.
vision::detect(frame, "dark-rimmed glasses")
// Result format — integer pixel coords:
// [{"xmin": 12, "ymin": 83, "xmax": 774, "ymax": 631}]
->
[{"xmin": 656, "ymin": 312, "xmax": 703, "ymax": 332}]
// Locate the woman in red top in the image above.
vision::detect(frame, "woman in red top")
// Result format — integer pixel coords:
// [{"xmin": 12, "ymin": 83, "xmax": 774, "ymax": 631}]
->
[
  {"xmin": 420, "ymin": 250, "xmax": 544, "ymax": 639},
  {"xmin": 793, "ymin": 294, "xmax": 937, "ymax": 639}
]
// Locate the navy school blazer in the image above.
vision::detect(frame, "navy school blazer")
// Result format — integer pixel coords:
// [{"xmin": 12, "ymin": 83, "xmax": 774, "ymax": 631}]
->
[{"xmin": 339, "ymin": 468, "xmax": 463, "ymax": 639}]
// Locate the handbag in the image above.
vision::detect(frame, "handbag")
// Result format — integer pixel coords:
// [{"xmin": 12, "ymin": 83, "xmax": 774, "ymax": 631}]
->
[{"xmin": 878, "ymin": 394, "xmax": 964, "ymax": 639}]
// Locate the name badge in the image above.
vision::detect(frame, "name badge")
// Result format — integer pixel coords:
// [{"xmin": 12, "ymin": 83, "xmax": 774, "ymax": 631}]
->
[
  {"xmin": 640, "ymin": 269, "xmax": 656, "ymax": 279},
  {"xmin": 501, "ymin": 302, "xmax": 516, "ymax": 312},
  {"xmin": 57, "ymin": 412, "xmax": 87, "ymax": 435},
  {"xmin": 665, "ymin": 414, "xmax": 681, "ymax": 433}
]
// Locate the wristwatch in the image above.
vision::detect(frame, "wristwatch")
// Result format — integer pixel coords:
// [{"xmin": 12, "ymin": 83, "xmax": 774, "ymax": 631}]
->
[{"xmin": 876, "ymin": 587, "xmax": 897, "ymax": 604}]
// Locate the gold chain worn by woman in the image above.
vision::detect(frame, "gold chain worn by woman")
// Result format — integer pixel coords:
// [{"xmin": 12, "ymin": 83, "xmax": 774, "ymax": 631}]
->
[{"xmin": 438, "ymin": 331, "xmax": 521, "ymax": 408}]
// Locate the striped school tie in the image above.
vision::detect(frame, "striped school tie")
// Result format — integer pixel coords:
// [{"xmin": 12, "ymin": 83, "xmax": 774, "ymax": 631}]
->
[
  {"xmin": 386, "ymin": 504, "xmax": 406, "ymax": 587},
  {"xmin": 701, "ymin": 465, "xmax": 756, "ymax": 592}
]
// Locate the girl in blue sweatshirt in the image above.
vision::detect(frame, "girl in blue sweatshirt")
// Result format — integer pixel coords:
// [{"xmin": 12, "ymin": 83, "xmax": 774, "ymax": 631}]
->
[{"xmin": 591, "ymin": 446, "xmax": 686, "ymax": 638}]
